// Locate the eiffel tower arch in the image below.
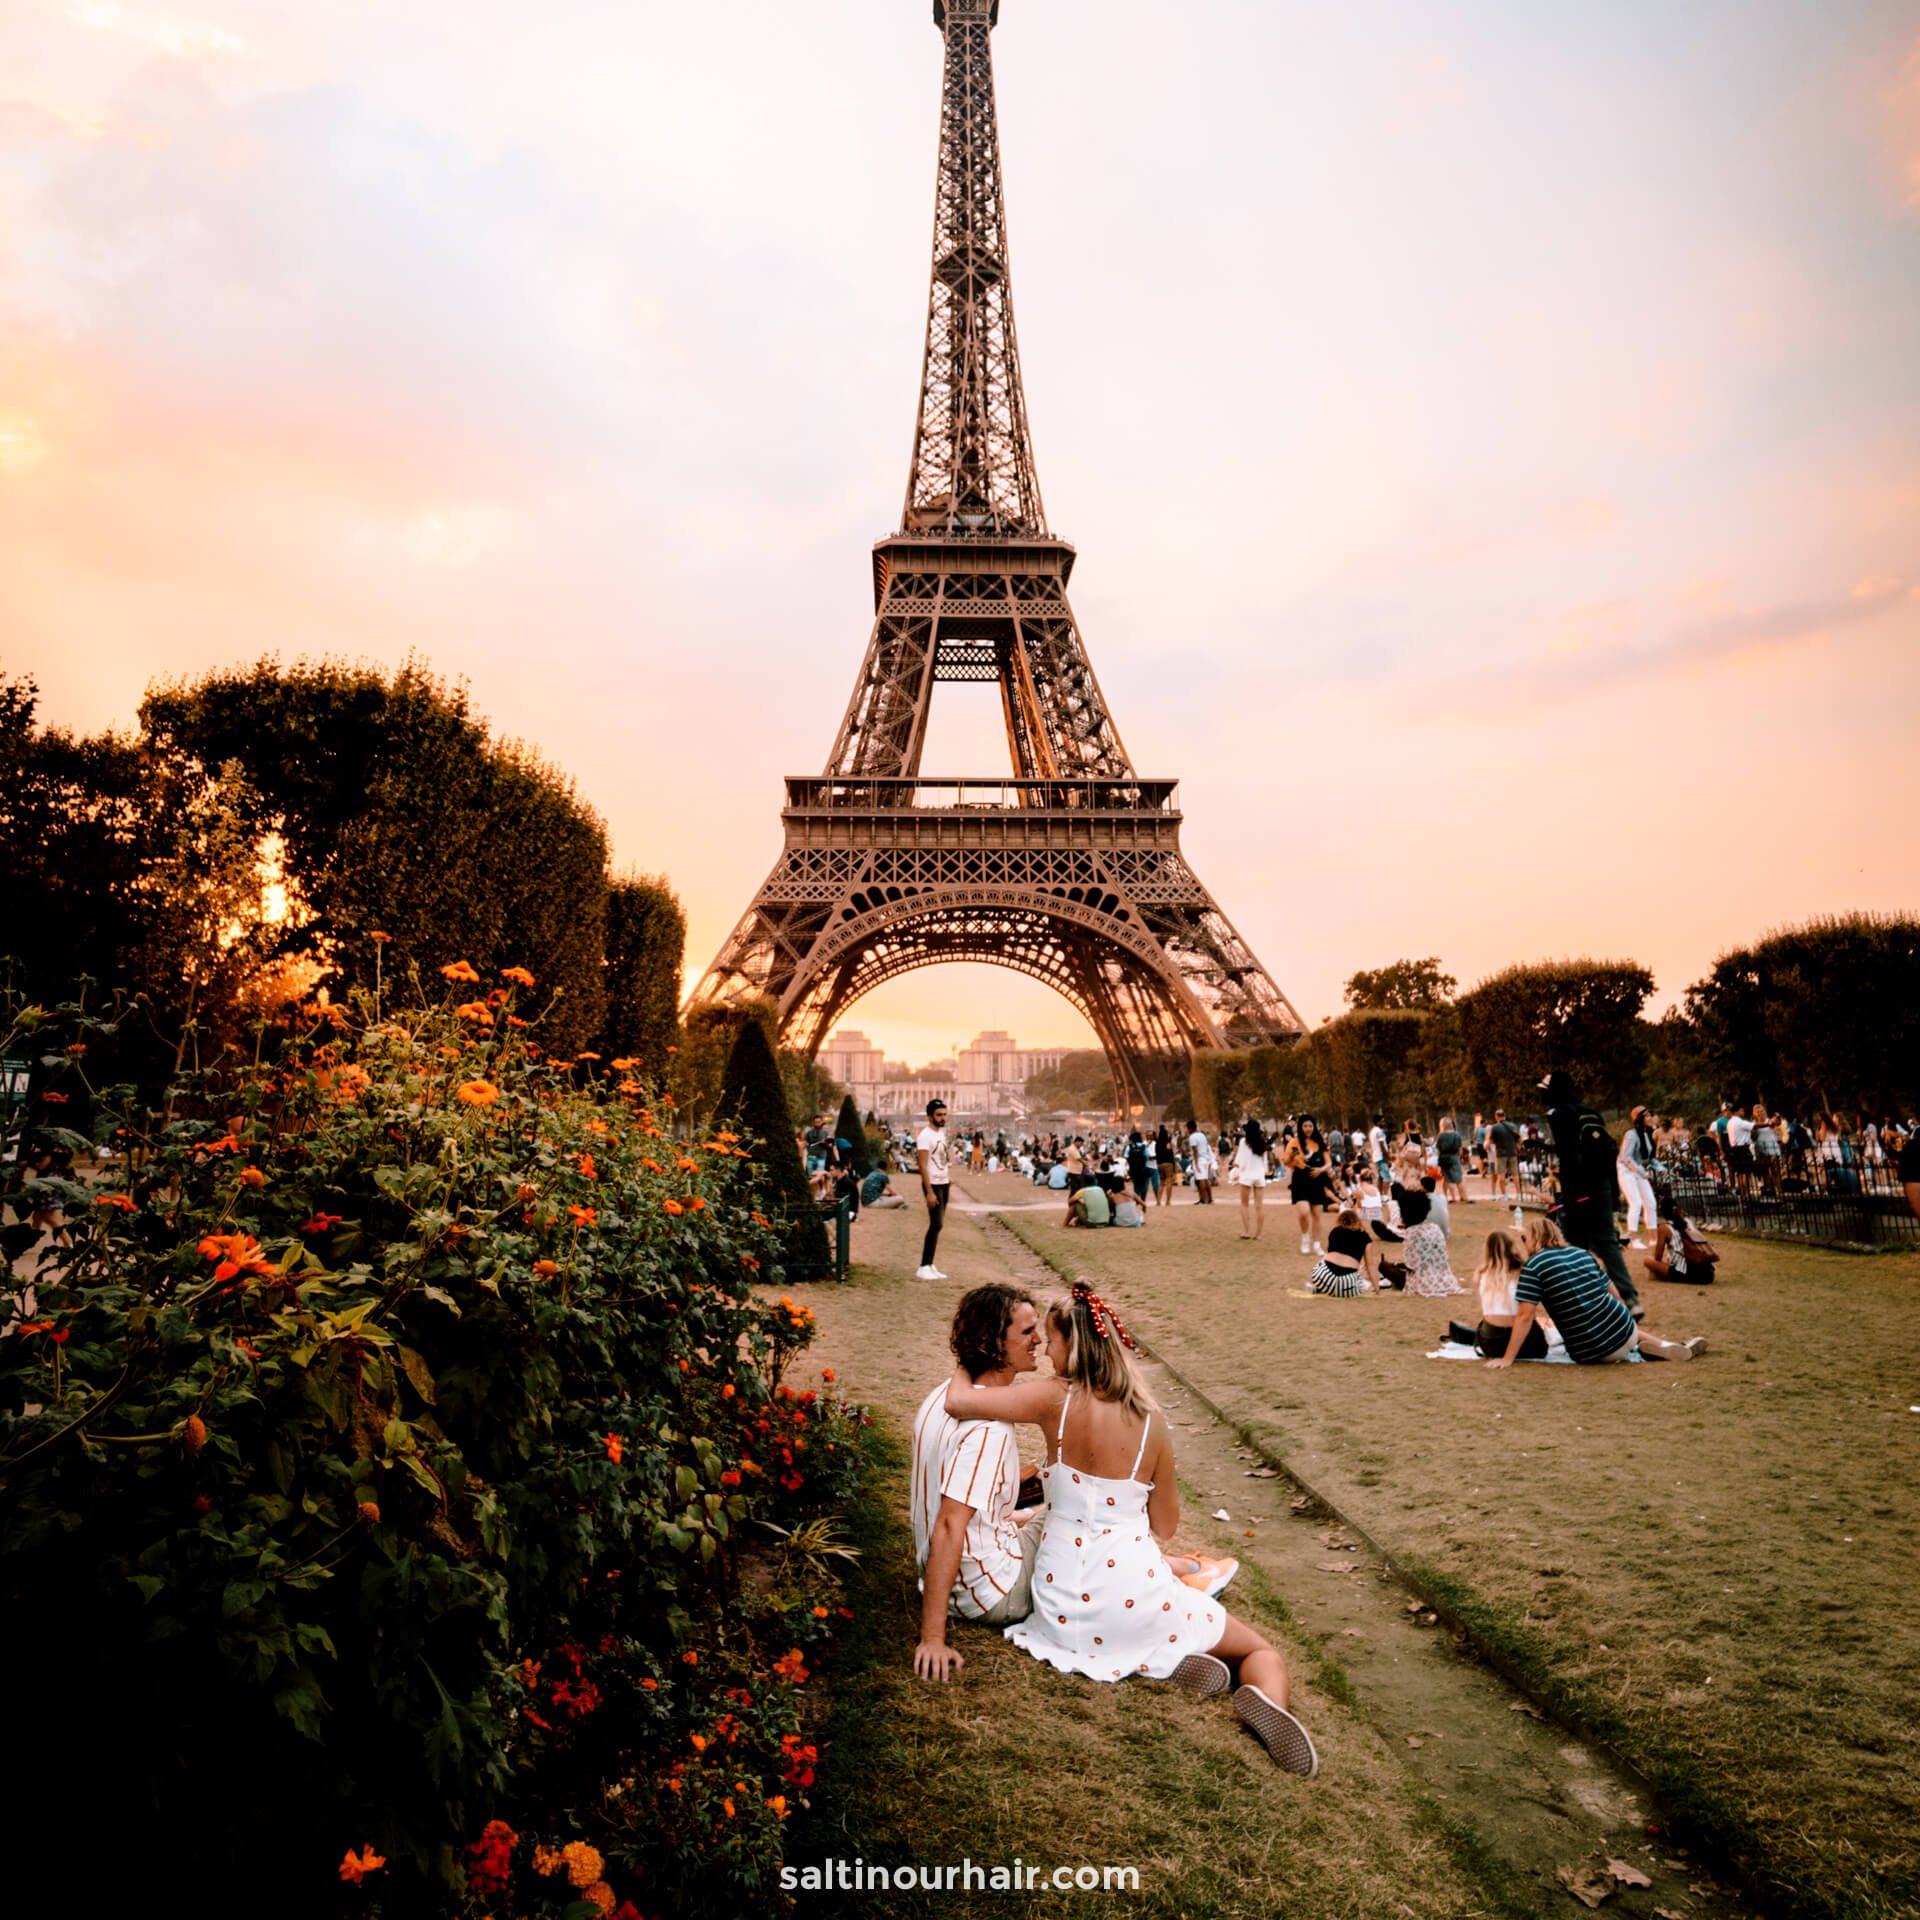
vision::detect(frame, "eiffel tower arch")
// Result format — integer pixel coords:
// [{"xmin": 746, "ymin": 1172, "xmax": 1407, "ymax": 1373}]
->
[{"xmin": 688, "ymin": 0, "xmax": 1303, "ymax": 1114}]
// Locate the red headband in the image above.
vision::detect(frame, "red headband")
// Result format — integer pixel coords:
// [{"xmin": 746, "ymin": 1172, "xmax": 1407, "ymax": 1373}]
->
[{"xmin": 1071, "ymin": 1280, "xmax": 1137, "ymax": 1351}]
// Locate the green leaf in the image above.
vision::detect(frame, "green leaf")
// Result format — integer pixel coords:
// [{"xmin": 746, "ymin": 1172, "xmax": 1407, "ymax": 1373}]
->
[
  {"xmin": 395, "ymin": 1344, "xmax": 438, "ymax": 1405},
  {"xmin": 129, "ymin": 1574, "xmax": 166, "ymax": 1604},
  {"xmin": 421, "ymin": 1284, "xmax": 461, "ymax": 1315}
]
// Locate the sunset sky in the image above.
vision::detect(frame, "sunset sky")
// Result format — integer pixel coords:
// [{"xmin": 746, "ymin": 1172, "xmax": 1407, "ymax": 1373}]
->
[{"xmin": 4, "ymin": 0, "xmax": 1917, "ymax": 1067}]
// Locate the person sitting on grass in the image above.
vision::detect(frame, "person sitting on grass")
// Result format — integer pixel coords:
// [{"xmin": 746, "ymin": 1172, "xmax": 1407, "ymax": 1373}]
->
[
  {"xmin": 1643, "ymin": 1212, "xmax": 1717, "ymax": 1284},
  {"xmin": 1470, "ymin": 1227, "xmax": 1556, "ymax": 1358},
  {"xmin": 1354, "ymin": 1168, "xmax": 1401, "ymax": 1243},
  {"xmin": 912, "ymin": 1285, "xmax": 1048, "ymax": 1681},
  {"xmin": 1066, "ymin": 1180, "xmax": 1112, "ymax": 1229},
  {"xmin": 943, "ymin": 1283, "xmax": 1317, "ymax": 1774},
  {"xmin": 1486, "ymin": 1218, "xmax": 1705, "ymax": 1371},
  {"xmin": 1309, "ymin": 1206, "xmax": 1379, "ymax": 1296},
  {"xmin": 1397, "ymin": 1188, "xmax": 1464, "ymax": 1298},
  {"xmin": 860, "ymin": 1166, "xmax": 908, "ymax": 1210}
]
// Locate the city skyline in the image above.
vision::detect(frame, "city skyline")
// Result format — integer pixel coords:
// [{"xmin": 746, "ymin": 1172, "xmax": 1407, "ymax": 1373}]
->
[{"xmin": 5, "ymin": 0, "xmax": 1918, "ymax": 1069}]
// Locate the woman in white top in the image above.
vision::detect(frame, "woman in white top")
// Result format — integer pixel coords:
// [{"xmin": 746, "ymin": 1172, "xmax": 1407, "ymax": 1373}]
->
[
  {"xmin": 945, "ymin": 1282, "xmax": 1317, "ymax": 1775},
  {"xmin": 1230, "ymin": 1119, "xmax": 1271, "ymax": 1242},
  {"xmin": 1471, "ymin": 1227, "xmax": 1555, "ymax": 1359},
  {"xmin": 1616, "ymin": 1106, "xmax": 1659, "ymax": 1248}
]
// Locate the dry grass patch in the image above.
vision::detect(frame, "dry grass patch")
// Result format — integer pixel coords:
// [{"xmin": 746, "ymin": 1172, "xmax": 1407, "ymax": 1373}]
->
[
  {"xmin": 990, "ymin": 1174, "xmax": 1920, "ymax": 1920},
  {"xmin": 786, "ymin": 1198, "xmax": 1518, "ymax": 1920}
]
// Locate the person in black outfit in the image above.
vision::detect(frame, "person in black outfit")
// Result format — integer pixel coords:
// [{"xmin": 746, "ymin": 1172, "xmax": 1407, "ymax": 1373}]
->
[
  {"xmin": 1537, "ymin": 1068, "xmax": 1641, "ymax": 1313},
  {"xmin": 1125, "ymin": 1130, "xmax": 1152, "ymax": 1213}
]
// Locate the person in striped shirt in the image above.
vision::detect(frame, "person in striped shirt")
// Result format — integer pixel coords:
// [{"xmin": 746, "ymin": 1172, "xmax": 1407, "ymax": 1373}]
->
[
  {"xmin": 912, "ymin": 1284, "xmax": 1046, "ymax": 1680},
  {"xmin": 1486, "ymin": 1217, "xmax": 1705, "ymax": 1370}
]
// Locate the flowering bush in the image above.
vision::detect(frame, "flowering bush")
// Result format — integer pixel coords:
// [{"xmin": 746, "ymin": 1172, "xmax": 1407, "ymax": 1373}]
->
[{"xmin": 0, "ymin": 975, "xmax": 872, "ymax": 1915}]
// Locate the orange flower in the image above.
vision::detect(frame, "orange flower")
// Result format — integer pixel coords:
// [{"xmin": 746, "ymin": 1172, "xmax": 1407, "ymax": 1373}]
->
[
  {"xmin": 576, "ymin": 1051, "xmax": 601, "ymax": 1063},
  {"xmin": 677, "ymin": 1157, "xmax": 699, "ymax": 1172},
  {"xmin": 369, "ymin": 930, "xmax": 391, "ymax": 943},
  {"xmin": 338, "ymin": 1846, "xmax": 387, "ymax": 1883},
  {"xmin": 639, "ymin": 1677, "xmax": 659, "ymax": 1692},
  {"xmin": 533, "ymin": 1259, "xmax": 559, "ymax": 1278},
  {"xmin": 456, "ymin": 1001, "xmax": 495, "ymax": 1026},
  {"xmin": 94, "ymin": 1193, "xmax": 136, "ymax": 1212},
  {"xmin": 357, "ymin": 1501, "xmax": 381, "ymax": 1525},
  {"xmin": 751, "ymin": 1211, "xmax": 768, "ymax": 1228},
  {"xmin": 568, "ymin": 1204, "xmax": 596, "ymax": 1227},
  {"xmin": 501, "ymin": 965, "xmax": 535, "ymax": 987},
  {"xmin": 642, "ymin": 1157, "xmax": 662, "ymax": 1173},
  {"xmin": 610, "ymin": 1056, "xmax": 638, "ymax": 1071},
  {"xmin": 766, "ymin": 1794, "xmax": 789, "ymax": 1818},
  {"xmin": 531, "ymin": 1844, "xmax": 563, "ymax": 1877},
  {"xmin": 455, "ymin": 1080, "xmax": 500, "ymax": 1106},
  {"xmin": 720, "ymin": 1384, "xmax": 735, "ymax": 1399},
  {"xmin": 440, "ymin": 959, "xmax": 481, "ymax": 983},
  {"xmin": 682, "ymin": 1650, "xmax": 699, "ymax": 1666},
  {"xmin": 582, "ymin": 1885, "xmax": 615, "ymax": 1917},
  {"xmin": 689, "ymin": 1731, "xmax": 708, "ymax": 1751},
  {"xmin": 560, "ymin": 1840, "xmax": 605, "ymax": 1890},
  {"xmin": 771, "ymin": 1648, "xmax": 810, "ymax": 1684},
  {"xmin": 179, "ymin": 1414, "xmax": 208, "ymax": 1457},
  {"xmin": 722, "ymin": 1798, "xmax": 736, "ymax": 1820},
  {"xmin": 238, "ymin": 1166, "xmax": 266, "ymax": 1189},
  {"xmin": 821, "ymin": 1368, "xmax": 836, "ymax": 1383},
  {"xmin": 813, "ymin": 1605, "xmax": 829, "ymax": 1618},
  {"xmin": 662, "ymin": 1200, "xmax": 684, "ymax": 1217},
  {"xmin": 604, "ymin": 1433, "xmax": 624, "ymax": 1464},
  {"xmin": 686, "ymin": 1195, "xmax": 706, "ymax": 1213}
]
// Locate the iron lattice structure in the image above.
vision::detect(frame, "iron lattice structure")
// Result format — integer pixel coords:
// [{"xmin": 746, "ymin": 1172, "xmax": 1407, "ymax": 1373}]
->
[{"xmin": 688, "ymin": 0, "xmax": 1302, "ymax": 1111}]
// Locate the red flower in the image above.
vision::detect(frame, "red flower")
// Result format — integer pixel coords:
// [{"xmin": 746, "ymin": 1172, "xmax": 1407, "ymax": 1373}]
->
[
  {"xmin": 604, "ymin": 1433, "xmax": 624, "ymax": 1464},
  {"xmin": 339, "ymin": 1846, "xmax": 387, "ymax": 1884},
  {"xmin": 301, "ymin": 1213, "xmax": 344, "ymax": 1235}
]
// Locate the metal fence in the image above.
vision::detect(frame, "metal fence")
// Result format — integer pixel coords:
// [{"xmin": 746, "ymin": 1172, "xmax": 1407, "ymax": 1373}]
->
[{"xmin": 1489, "ymin": 1135, "xmax": 1917, "ymax": 1250}]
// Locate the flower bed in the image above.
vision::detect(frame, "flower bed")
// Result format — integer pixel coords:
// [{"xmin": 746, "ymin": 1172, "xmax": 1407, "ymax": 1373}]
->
[{"xmin": 0, "ymin": 972, "xmax": 873, "ymax": 1916}]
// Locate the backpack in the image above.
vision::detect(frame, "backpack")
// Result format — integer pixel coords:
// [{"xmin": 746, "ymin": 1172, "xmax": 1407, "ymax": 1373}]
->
[
  {"xmin": 1564, "ymin": 1106, "xmax": 1617, "ymax": 1196},
  {"xmin": 1677, "ymin": 1225, "xmax": 1719, "ymax": 1279}
]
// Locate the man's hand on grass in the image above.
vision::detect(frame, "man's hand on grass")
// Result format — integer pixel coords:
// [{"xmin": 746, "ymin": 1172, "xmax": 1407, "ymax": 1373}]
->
[{"xmin": 913, "ymin": 1640, "xmax": 965, "ymax": 1682}]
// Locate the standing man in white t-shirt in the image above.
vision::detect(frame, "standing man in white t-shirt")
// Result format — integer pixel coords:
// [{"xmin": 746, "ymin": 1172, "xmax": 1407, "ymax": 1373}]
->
[
  {"xmin": 1187, "ymin": 1122, "xmax": 1216, "ymax": 1204},
  {"xmin": 911, "ymin": 1283, "xmax": 1044, "ymax": 1679},
  {"xmin": 915, "ymin": 1097, "xmax": 952, "ymax": 1280}
]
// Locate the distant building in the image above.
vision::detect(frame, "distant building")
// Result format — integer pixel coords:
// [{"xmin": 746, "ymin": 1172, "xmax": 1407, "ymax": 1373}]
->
[{"xmin": 819, "ymin": 1029, "xmax": 884, "ymax": 1090}]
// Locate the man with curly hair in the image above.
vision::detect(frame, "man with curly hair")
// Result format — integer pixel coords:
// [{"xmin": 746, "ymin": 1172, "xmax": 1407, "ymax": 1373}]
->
[{"xmin": 910, "ymin": 1282, "xmax": 1043, "ymax": 1680}]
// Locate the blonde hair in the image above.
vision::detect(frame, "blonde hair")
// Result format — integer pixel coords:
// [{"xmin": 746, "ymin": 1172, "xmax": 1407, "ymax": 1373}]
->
[
  {"xmin": 1522, "ymin": 1216, "xmax": 1566, "ymax": 1254},
  {"xmin": 1047, "ymin": 1293, "xmax": 1157, "ymax": 1420},
  {"xmin": 1475, "ymin": 1228, "xmax": 1525, "ymax": 1285}
]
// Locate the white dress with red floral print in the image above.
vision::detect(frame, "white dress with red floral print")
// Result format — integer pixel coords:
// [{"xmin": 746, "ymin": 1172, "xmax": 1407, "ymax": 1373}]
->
[{"xmin": 1003, "ymin": 1390, "xmax": 1225, "ymax": 1683}]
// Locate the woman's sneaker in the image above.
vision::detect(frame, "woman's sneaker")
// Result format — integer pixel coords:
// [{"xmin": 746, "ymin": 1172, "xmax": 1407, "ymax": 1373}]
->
[
  {"xmin": 1234, "ymin": 1685, "xmax": 1319, "ymax": 1776},
  {"xmin": 1170, "ymin": 1653, "xmax": 1232, "ymax": 1698},
  {"xmin": 1299, "ymin": 1233, "xmax": 1311, "ymax": 1253},
  {"xmin": 1179, "ymin": 1554, "xmax": 1239, "ymax": 1599}
]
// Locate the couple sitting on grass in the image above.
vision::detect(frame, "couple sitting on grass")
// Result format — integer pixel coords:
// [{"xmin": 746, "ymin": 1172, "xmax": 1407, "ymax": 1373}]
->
[{"xmin": 909, "ymin": 1282, "xmax": 1318, "ymax": 1776}]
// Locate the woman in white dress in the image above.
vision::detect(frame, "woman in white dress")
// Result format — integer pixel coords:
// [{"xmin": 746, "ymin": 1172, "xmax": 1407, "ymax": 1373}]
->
[
  {"xmin": 1230, "ymin": 1119, "xmax": 1272, "ymax": 1242},
  {"xmin": 944, "ymin": 1282, "xmax": 1317, "ymax": 1775}
]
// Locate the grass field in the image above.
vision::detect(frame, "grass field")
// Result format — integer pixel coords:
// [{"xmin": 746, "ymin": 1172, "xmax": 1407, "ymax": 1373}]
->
[
  {"xmin": 983, "ymin": 1171, "xmax": 1920, "ymax": 1920},
  {"xmin": 785, "ymin": 1202, "xmax": 1524, "ymax": 1920}
]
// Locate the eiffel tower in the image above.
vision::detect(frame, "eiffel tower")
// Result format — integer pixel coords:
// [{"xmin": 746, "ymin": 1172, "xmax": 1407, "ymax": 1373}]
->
[{"xmin": 688, "ymin": 0, "xmax": 1303, "ymax": 1111}]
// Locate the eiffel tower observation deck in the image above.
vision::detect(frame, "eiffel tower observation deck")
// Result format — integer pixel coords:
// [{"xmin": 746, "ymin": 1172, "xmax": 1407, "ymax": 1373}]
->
[{"xmin": 687, "ymin": 0, "xmax": 1303, "ymax": 1113}]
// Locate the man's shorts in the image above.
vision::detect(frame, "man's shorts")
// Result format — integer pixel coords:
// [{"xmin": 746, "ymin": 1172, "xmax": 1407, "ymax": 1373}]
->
[
  {"xmin": 1497, "ymin": 1154, "xmax": 1518, "ymax": 1178},
  {"xmin": 974, "ymin": 1512, "xmax": 1046, "ymax": 1626}
]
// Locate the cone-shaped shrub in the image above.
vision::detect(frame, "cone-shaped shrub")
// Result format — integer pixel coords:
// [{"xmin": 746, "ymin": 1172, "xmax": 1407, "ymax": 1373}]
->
[
  {"xmin": 834, "ymin": 1092, "xmax": 870, "ymax": 1178},
  {"xmin": 718, "ymin": 1019, "xmax": 833, "ymax": 1281}
]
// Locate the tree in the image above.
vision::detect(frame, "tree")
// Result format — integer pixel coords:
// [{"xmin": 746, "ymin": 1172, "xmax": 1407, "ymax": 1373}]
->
[
  {"xmin": 140, "ymin": 658, "xmax": 611, "ymax": 1051},
  {"xmin": 1024, "ymin": 1049, "xmax": 1116, "ymax": 1114},
  {"xmin": 1316, "ymin": 1010, "xmax": 1435, "ymax": 1125},
  {"xmin": 716, "ymin": 1018, "xmax": 833, "ymax": 1281},
  {"xmin": 834, "ymin": 1092, "xmax": 870, "ymax": 1178},
  {"xmin": 1454, "ymin": 960, "xmax": 1654, "ymax": 1111},
  {"xmin": 0, "ymin": 670, "xmax": 168, "ymax": 1012},
  {"xmin": 597, "ymin": 874, "xmax": 686, "ymax": 1082},
  {"xmin": 1683, "ymin": 914, "xmax": 1920, "ymax": 1116},
  {"xmin": 1343, "ymin": 957, "xmax": 1457, "ymax": 1013}
]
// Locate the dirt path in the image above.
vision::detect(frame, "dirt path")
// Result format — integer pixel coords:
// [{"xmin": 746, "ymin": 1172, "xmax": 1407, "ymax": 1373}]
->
[{"xmin": 798, "ymin": 1178, "xmax": 1754, "ymax": 1920}]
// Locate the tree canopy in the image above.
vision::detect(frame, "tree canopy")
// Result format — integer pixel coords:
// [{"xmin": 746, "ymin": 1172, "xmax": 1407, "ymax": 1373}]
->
[{"xmin": 1343, "ymin": 957, "xmax": 1457, "ymax": 1012}]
